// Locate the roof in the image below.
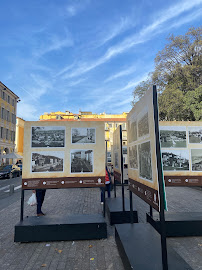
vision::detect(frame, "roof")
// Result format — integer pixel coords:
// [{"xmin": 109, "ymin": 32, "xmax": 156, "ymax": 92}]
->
[
  {"xmin": 0, "ymin": 81, "xmax": 19, "ymax": 99},
  {"xmin": 40, "ymin": 118, "xmax": 126, "ymax": 122}
]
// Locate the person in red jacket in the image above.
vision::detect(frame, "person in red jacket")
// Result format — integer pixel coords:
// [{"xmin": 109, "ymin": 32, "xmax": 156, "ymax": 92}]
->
[{"xmin": 101, "ymin": 166, "xmax": 111, "ymax": 204}]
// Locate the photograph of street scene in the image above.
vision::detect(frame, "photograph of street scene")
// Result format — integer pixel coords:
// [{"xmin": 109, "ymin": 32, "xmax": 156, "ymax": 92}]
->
[
  {"xmin": 138, "ymin": 112, "xmax": 149, "ymax": 138},
  {"xmin": 71, "ymin": 149, "xmax": 93, "ymax": 173},
  {"xmin": 162, "ymin": 150, "xmax": 189, "ymax": 171},
  {"xmin": 32, "ymin": 126, "xmax": 65, "ymax": 147},
  {"xmin": 191, "ymin": 149, "xmax": 202, "ymax": 171},
  {"xmin": 160, "ymin": 127, "xmax": 186, "ymax": 148},
  {"xmin": 189, "ymin": 127, "xmax": 202, "ymax": 144},
  {"xmin": 32, "ymin": 151, "xmax": 64, "ymax": 172},
  {"xmin": 72, "ymin": 128, "xmax": 95, "ymax": 144},
  {"xmin": 127, "ymin": 118, "xmax": 137, "ymax": 144},
  {"xmin": 115, "ymin": 152, "xmax": 119, "ymax": 169},
  {"xmin": 138, "ymin": 141, "xmax": 152, "ymax": 181},
  {"xmin": 129, "ymin": 145, "xmax": 138, "ymax": 169}
]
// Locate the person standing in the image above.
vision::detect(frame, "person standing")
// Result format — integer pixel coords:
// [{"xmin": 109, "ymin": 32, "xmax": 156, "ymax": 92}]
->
[
  {"xmin": 101, "ymin": 166, "xmax": 111, "ymax": 204},
  {"xmin": 33, "ymin": 189, "xmax": 46, "ymax": 216}
]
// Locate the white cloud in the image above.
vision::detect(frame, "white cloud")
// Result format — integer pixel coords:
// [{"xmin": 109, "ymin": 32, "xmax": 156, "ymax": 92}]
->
[
  {"xmin": 33, "ymin": 31, "xmax": 73, "ymax": 58},
  {"xmin": 17, "ymin": 101, "xmax": 39, "ymax": 121},
  {"xmin": 104, "ymin": 65, "xmax": 136, "ymax": 82},
  {"xmin": 60, "ymin": 0, "xmax": 202, "ymax": 78}
]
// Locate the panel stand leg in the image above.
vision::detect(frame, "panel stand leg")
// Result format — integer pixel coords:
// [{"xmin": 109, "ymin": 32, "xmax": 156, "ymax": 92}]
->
[
  {"xmin": 20, "ymin": 189, "xmax": 24, "ymax": 222},
  {"xmin": 160, "ymin": 209, "xmax": 168, "ymax": 270},
  {"xmin": 114, "ymin": 179, "xmax": 116, "ymax": 198},
  {"xmin": 103, "ymin": 190, "xmax": 106, "ymax": 218},
  {"xmin": 121, "ymin": 181, "xmax": 125, "ymax": 212},
  {"xmin": 150, "ymin": 205, "xmax": 153, "ymax": 218},
  {"xmin": 129, "ymin": 190, "xmax": 133, "ymax": 224}
]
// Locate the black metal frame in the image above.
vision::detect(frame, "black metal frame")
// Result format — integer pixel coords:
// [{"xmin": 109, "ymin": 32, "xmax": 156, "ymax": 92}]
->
[{"xmin": 153, "ymin": 85, "xmax": 168, "ymax": 270}]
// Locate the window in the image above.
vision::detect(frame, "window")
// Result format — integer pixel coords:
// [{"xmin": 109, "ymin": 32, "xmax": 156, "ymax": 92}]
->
[
  {"xmin": 7, "ymin": 111, "xmax": 10, "ymax": 122},
  {"xmin": 2, "ymin": 91, "xmax": 5, "ymax": 100},
  {"xmin": 6, "ymin": 129, "xmax": 8, "ymax": 140},
  {"xmin": 1, "ymin": 108, "xmax": 4, "ymax": 120},
  {"xmin": 12, "ymin": 99, "xmax": 14, "ymax": 106},
  {"xmin": 8, "ymin": 96, "xmax": 10, "ymax": 104},
  {"xmin": 13, "ymin": 131, "xmax": 15, "ymax": 141},
  {"xmin": 12, "ymin": 113, "xmax": 16, "ymax": 124},
  {"xmin": 1, "ymin": 127, "xmax": 3, "ymax": 138}
]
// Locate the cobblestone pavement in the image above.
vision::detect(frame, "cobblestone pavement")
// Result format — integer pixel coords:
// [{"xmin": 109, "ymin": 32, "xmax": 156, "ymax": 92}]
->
[{"xmin": 0, "ymin": 186, "xmax": 202, "ymax": 270}]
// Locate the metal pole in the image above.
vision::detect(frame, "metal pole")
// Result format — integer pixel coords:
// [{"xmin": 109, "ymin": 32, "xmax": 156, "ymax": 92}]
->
[
  {"xmin": 114, "ymin": 177, "xmax": 116, "ymax": 198},
  {"xmin": 103, "ymin": 189, "xmax": 106, "ymax": 217},
  {"xmin": 9, "ymin": 184, "xmax": 14, "ymax": 196},
  {"xmin": 153, "ymin": 85, "xmax": 168, "ymax": 270},
  {"xmin": 20, "ymin": 189, "xmax": 24, "ymax": 222},
  {"xmin": 150, "ymin": 205, "xmax": 153, "ymax": 218},
  {"xmin": 120, "ymin": 125, "xmax": 125, "ymax": 212},
  {"xmin": 129, "ymin": 190, "xmax": 134, "ymax": 224}
]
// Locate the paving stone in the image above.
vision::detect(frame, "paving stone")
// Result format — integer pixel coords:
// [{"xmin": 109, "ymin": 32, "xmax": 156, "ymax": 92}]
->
[{"xmin": 0, "ymin": 185, "xmax": 202, "ymax": 269}]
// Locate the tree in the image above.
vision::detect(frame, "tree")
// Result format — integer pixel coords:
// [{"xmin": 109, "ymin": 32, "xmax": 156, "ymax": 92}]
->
[{"xmin": 132, "ymin": 27, "xmax": 202, "ymax": 120}]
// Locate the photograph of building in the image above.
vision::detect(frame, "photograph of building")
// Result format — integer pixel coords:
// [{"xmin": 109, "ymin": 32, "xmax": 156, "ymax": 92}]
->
[
  {"xmin": 32, "ymin": 152, "xmax": 64, "ymax": 172},
  {"xmin": 189, "ymin": 127, "xmax": 202, "ymax": 144},
  {"xmin": 127, "ymin": 118, "xmax": 137, "ymax": 144},
  {"xmin": 138, "ymin": 141, "xmax": 152, "ymax": 181},
  {"xmin": 191, "ymin": 149, "xmax": 202, "ymax": 171},
  {"xmin": 138, "ymin": 112, "xmax": 149, "ymax": 138},
  {"xmin": 115, "ymin": 152, "xmax": 119, "ymax": 169},
  {"xmin": 162, "ymin": 150, "xmax": 189, "ymax": 171},
  {"xmin": 160, "ymin": 127, "xmax": 186, "ymax": 148},
  {"xmin": 32, "ymin": 126, "xmax": 65, "ymax": 147},
  {"xmin": 71, "ymin": 149, "xmax": 93, "ymax": 173},
  {"xmin": 129, "ymin": 145, "xmax": 138, "ymax": 169},
  {"xmin": 72, "ymin": 128, "xmax": 95, "ymax": 144}
]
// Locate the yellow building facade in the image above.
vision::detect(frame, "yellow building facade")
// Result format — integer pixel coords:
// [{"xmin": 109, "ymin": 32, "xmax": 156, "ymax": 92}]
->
[
  {"xmin": 0, "ymin": 81, "xmax": 19, "ymax": 164},
  {"xmin": 40, "ymin": 110, "xmax": 128, "ymax": 162},
  {"xmin": 15, "ymin": 117, "xmax": 25, "ymax": 156}
]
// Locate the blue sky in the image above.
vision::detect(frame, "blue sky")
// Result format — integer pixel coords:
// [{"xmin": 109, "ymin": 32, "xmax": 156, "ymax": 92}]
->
[{"xmin": 1, "ymin": 0, "xmax": 202, "ymax": 120}]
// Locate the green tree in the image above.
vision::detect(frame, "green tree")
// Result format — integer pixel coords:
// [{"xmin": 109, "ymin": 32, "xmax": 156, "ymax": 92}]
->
[{"xmin": 132, "ymin": 27, "xmax": 202, "ymax": 120}]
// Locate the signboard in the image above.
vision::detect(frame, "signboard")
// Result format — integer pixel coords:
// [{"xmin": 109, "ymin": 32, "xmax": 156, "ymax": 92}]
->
[
  {"xmin": 127, "ymin": 87, "xmax": 166, "ymax": 211},
  {"xmin": 113, "ymin": 126, "xmax": 122, "ymax": 182},
  {"xmin": 160, "ymin": 122, "xmax": 202, "ymax": 186},
  {"xmin": 22, "ymin": 121, "xmax": 105, "ymax": 189}
]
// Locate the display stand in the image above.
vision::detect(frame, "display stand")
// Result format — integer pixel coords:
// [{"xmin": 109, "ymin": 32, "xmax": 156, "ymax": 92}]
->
[
  {"xmin": 147, "ymin": 178, "xmax": 202, "ymax": 237},
  {"xmin": 15, "ymin": 187, "xmax": 107, "ymax": 243},
  {"xmin": 115, "ymin": 86, "xmax": 192, "ymax": 270},
  {"xmin": 105, "ymin": 126, "xmax": 138, "ymax": 225}
]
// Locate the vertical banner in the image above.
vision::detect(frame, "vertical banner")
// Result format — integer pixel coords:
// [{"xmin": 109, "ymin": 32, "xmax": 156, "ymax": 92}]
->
[{"xmin": 127, "ymin": 87, "xmax": 167, "ymax": 211}]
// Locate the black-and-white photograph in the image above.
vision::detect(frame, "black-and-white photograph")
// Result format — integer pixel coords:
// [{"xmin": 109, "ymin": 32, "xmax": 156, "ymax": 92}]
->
[
  {"xmin": 71, "ymin": 149, "xmax": 93, "ymax": 173},
  {"xmin": 162, "ymin": 150, "xmax": 189, "ymax": 171},
  {"xmin": 189, "ymin": 127, "xmax": 202, "ymax": 144},
  {"xmin": 128, "ymin": 118, "xmax": 137, "ymax": 143},
  {"xmin": 138, "ymin": 141, "xmax": 152, "ymax": 181},
  {"xmin": 191, "ymin": 149, "xmax": 202, "ymax": 171},
  {"xmin": 32, "ymin": 151, "xmax": 64, "ymax": 172},
  {"xmin": 32, "ymin": 126, "xmax": 65, "ymax": 147},
  {"xmin": 115, "ymin": 152, "xmax": 119, "ymax": 169},
  {"xmin": 72, "ymin": 128, "xmax": 95, "ymax": 144},
  {"xmin": 129, "ymin": 145, "xmax": 138, "ymax": 169},
  {"xmin": 138, "ymin": 112, "xmax": 149, "ymax": 138},
  {"xmin": 160, "ymin": 126, "xmax": 186, "ymax": 148}
]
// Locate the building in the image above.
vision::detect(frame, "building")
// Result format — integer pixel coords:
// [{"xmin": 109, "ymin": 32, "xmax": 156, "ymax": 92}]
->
[
  {"xmin": 15, "ymin": 117, "xmax": 25, "ymax": 156},
  {"xmin": 40, "ymin": 110, "xmax": 128, "ymax": 163},
  {"xmin": 0, "ymin": 81, "xmax": 20, "ymax": 164}
]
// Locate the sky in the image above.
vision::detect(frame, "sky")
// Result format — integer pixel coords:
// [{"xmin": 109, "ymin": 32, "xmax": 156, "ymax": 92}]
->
[{"xmin": 0, "ymin": 0, "xmax": 202, "ymax": 121}]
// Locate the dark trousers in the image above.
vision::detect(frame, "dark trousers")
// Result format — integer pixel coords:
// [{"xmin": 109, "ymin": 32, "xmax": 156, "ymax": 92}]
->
[
  {"xmin": 36, "ymin": 189, "xmax": 46, "ymax": 214},
  {"xmin": 101, "ymin": 183, "xmax": 111, "ymax": 202}
]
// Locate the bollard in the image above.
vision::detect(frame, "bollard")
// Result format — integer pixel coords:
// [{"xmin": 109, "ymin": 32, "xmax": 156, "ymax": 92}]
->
[{"xmin": 9, "ymin": 184, "xmax": 14, "ymax": 196}]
